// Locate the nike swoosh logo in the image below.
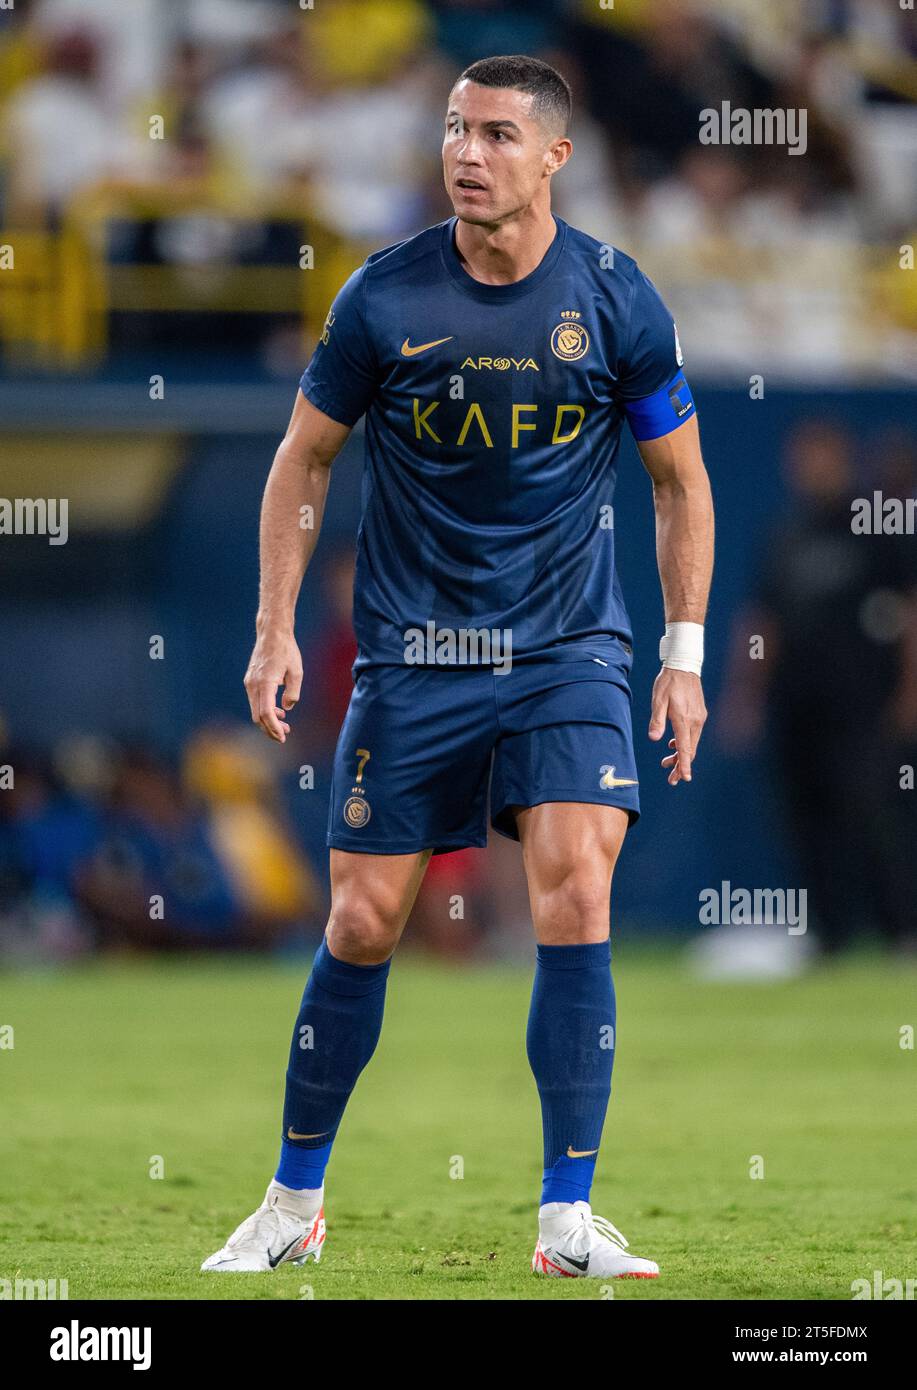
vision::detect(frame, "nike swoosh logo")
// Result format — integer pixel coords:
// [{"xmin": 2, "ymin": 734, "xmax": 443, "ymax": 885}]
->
[
  {"xmin": 559, "ymin": 1252, "xmax": 590, "ymax": 1272},
  {"xmin": 268, "ymin": 1234, "xmax": 305, "ymax": 1269},
  {"xmin": 566, "ymin": 1146, "xmax": 599, "ymax": 1159},
  {"xmin": 602, "ymin": 776, "xmax": 638, "ymax": 788},
  {"xmin": 287, "ymin": 1128, "xmax": 329, "ymax": 1141},
  {"xmin": 401, "ymin": 336, "xmax": 454, "ymax": 357}
]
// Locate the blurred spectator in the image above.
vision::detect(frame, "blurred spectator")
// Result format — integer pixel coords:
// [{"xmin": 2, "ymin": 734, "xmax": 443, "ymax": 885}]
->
[
  {"xmin": 5, "ymin": 28, "xmax": 121, "ymax": 226},
  {"xmin": 200, "ymin": 25, "xmax": 333, "ymax": 199},
  {"xmin": 719, "ymin": 420, "xmax": 917, "ymax": 952},
  {"xmin": 538, "ymin": 47, "xmax": 628, "ymax": 244},
  {"xmin": 636, "ymin": 147, "xmax": 753, "ymax": 251},
  {"xmin": 27, "ymin": 0, "xmax": 168, "ymax": 116},
  {"xmin": 76, "ymin": 746, "xmax": 247, "ymax": 950},
  {"xmin": 203, "ymin": 10, "xmax": 445, "ymax": 241},
  {"xmin": 0, "ymin": 748, "xmax": 97, "ymax": 961},
  {"xmin": 183, "ymin": 723, "xmax": 322, "ymax": 932},
  {"xmin": 572, "ymin": 0, "xmax": 780, "ymax": 188},
  {"xmin": 292, "ymin": 41, "xmax": 445, "ymax": 242},
  {"xmin": 0, "ymin": 726, "xmax": 323, "ymax": 960}
]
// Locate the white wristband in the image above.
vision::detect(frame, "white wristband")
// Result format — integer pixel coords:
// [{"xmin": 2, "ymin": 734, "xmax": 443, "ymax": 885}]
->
[{"xmin": 659, "ymin": 621, "xmax": 704, "ymax": 676}]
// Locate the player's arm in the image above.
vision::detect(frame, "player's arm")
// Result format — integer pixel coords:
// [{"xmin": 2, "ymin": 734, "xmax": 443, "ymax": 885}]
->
[
  {"xmin": 637, "ymin": 415, "xmax": 714, "ymax": 784},
  {"xmin": 245, "ymin": 392, "xmax": 352, "ymax": 743},
  {"xmin": 614, "ymin": 267, "xmax": 713, "ymax": 785},
  {"xmin": 246, "ymin": 264, "xmax": 378, "ymax": 743}
]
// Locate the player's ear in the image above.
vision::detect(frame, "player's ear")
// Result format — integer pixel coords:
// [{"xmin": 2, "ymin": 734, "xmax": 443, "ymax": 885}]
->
[{"xmin": 546, "ymin": 137, "xmax": 572, "ymax": 176}]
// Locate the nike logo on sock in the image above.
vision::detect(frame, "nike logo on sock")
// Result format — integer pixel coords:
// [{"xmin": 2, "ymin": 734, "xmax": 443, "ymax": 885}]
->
[
  {"xmin": 566, "ymin": 1146, "xmax": 599, "ymax": 1158},
  {"xmin": 287, "ymin": 1128, "xmax": 329, "ymax": 1141}
]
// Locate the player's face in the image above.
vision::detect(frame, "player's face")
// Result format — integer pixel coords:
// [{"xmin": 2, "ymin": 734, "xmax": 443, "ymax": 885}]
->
[{"xmin": 443, "ymin": 81, "xmax": 560, "ymax": 226}]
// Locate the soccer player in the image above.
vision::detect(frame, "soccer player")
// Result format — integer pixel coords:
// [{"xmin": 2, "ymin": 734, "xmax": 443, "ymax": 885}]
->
[{"xmin": 202, "ymin": 55, "xmax": 713, "ymax": 1279}]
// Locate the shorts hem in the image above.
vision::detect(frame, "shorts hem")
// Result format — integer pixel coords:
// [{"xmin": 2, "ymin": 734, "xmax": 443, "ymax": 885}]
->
[
  {"xmin": 491, "ymin": 788, "xmax": 640, "ymax": 841},
  {"xmin": 327, "ymin": 832, "xmax": 488, "ymax": 856}
]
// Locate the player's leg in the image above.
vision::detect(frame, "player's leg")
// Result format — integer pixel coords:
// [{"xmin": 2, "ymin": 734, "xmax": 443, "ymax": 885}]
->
[
  {"xmin": 276, "ymin": 846, "xmax": 430, "ymax": 1185},
  {"xmin": 489, "ymin": 644, "xmax": 658, "ymax": 1277},
  {"xmin": 518, "ymin": 800, "xmax": 625, "ymax": 1208},
  {"xmin": 202, "ymin": 661, "xmax": 495, "ymax": 1273},
  {"xmin": 201, "ymin": 847, "xmax": 429, "ymax": 1272},
  {"xmin": 516, "ymin": 801, "xmax": 655, "ymax": 1277}
]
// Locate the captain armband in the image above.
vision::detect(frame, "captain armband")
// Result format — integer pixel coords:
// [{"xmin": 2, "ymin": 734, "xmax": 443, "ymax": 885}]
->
[{"xmin": 622, "ymin": 373, "xmax": 696, "ymax": 441}]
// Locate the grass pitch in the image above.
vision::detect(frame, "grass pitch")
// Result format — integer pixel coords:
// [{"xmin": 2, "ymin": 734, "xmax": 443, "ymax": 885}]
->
[{"xmin": 1, "ymin": 946, "xmax": 915, "ymax": 1300}]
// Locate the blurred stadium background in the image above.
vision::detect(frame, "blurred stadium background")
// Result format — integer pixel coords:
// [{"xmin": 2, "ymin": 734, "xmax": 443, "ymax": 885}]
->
[
  {"xmin": 3, "ymin": 0, "xmax": 917, "ymax": 1310},
  {"xmin": 1, "ymin": 0, "xmax": 916, "ymax": 971}
]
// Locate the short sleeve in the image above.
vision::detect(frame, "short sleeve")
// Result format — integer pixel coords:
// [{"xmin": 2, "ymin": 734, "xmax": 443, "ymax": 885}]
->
[
  {"xmin": 613, "ymin": 269, "xmax": 695, "ymax": 442},
  {"xmin": 616, "ymin": 269, "xmax": 684, "ymax": 403},
  {"xmin": 299, "ymin": 265, "xmax": 378, "ymax": 427}
]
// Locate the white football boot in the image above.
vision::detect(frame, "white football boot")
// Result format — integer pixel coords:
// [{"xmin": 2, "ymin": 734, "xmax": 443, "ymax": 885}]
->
[
  {"xmin": 201, "ymin": 1180, "xmax": 325, "ymax": 1273},
  {"xmin": 532, "ymin": 1201, "xmax": 659, "ymax": 1278}
]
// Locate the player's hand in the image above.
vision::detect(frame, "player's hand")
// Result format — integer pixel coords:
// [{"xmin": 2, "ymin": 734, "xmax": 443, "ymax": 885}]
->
[
  {"xmin": 648, "ymin": 667, "xmax": 707, "ymax": 785},
  {"xmin": 244, "ymin": 629, "xmax": 303, "ymax": 744}
]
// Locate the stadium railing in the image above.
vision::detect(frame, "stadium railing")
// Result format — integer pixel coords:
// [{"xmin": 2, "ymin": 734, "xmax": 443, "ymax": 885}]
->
[{"xmin": 0, "ymin": 183, "xmax": 361, "ymax": 370}]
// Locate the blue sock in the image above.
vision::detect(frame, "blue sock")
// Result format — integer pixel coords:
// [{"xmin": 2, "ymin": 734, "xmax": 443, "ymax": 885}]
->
[
  {"xmin": 275, "ymin": 937, "xmax": 391, "ymax": 1190},
  {"xmin": 526, "ymin": 940, "xmax": 616, "ymax": 1207},
  {"xmin": 275, "ymin": 1137, "xmax": 334, "ymax": 1191}
]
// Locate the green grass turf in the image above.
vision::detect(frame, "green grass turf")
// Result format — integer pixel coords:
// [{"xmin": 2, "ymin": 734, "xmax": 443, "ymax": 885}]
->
[{"xmin": 1, "ymin": 946, "xmax": 915, "ymax": 1300}]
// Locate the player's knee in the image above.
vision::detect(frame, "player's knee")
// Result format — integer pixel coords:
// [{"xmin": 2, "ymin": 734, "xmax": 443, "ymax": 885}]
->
[
  {"xmin": 532, "ymin": 866, "xmax": 612, "ymax": 944},
  {"xmin": 326, "ymin": 888, "xmax": 403, "ymax": 964}
]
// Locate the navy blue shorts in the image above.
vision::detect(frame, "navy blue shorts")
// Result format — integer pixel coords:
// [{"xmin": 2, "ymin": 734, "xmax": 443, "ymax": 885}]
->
[{"xmin": 327, "ymin": 637, "xmax": 639, "ymax": 855}]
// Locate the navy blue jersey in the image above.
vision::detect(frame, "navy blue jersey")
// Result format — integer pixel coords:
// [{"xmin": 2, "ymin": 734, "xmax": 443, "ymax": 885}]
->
[{"xmin": 300, "ymin": 215, "xmax": 695, "ymax": 671}]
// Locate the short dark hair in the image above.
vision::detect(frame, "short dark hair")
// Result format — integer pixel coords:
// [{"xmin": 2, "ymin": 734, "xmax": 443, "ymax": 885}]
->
[{"xmin": 457, "ymin": 55, "xmax": 572, "ymax": 136}]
